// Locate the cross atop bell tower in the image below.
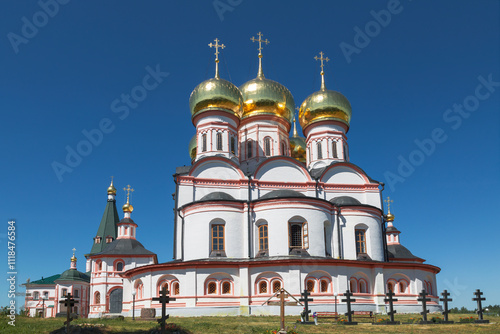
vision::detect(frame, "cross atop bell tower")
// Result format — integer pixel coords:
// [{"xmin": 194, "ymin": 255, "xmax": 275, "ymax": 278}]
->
[
  {"xmin": 208, "ymin": 38, "xmax": 225, "ymax": 79},
  {"xmin": 251, "ymin": 32, "xmax": 270, "ymax": 78},
  {"xmin": 314, "ymin": 51, "xmax": 330, "ymax": 91}
]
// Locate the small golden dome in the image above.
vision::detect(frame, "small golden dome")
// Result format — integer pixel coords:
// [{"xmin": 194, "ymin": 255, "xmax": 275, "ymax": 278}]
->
[
  {"xmin": 188, "ymin": 134, "xmax": 197, "ymax": 161},
  {"xmin": 290, "ymin": 136, "xmax": 306, "ymax": 163},
  {"xmin": 122, "ymin": 202, "xmax": 134, "ymax": 213},
  {"xmin": 189, "ymin": 78, "xmax": 243, "ymax": 119},
  {"xmin": 386, "ymin": 212, "xmax": 395, "ymax": 222},
  {"xmin": 299, "ymin": 89, "xmax": 352, "ymax": 130},
  {"xmin": 239, "ymin": 77, "xmax": 295, "ymax": 123},
  {"xmin": 107, "ymin": 180, "xmax": 117, "ymax": 195},
  {"xmin": 70, "ymin": 255, "xmax": 77, "ymax": 262}
]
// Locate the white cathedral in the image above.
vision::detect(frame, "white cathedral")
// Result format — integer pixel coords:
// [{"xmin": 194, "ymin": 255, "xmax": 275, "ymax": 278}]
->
[{"xmin": 24, "ymin": 34, "xmax": 441, "ymax": 318}]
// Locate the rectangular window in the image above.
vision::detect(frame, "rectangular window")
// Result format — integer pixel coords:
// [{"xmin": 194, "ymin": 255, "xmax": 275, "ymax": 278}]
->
[
  {"xmin": 230, "ymin": 137, "xmax": 235, "ymax": 154},
  {"xmin": 211, "ymin": 225, "xmax": 224, "ymax": 251},
  {"xmin": 355, "ymin": 229, "xmax": 366, "ymax": 254},
  {"xmin": 264, "ymin": 138, "xmax": 271, "ymax": 156},
  {"xmin": 259, "ymin": 225, "xmax": 269, "ymax": 251},
  {"xmin": 332, "ymin": 141, "xmax": 338, "ymax": 158},
  {"xmin": 290, "ymin": 224, "xmax": 302, "ymax": 248},
  {"xmin": 202, "ymin": 134, "xmax": 207, "ymax": 152},
  {"xmin": 317, "ymin": 142, "xmax": 322, "ymax": 159}
]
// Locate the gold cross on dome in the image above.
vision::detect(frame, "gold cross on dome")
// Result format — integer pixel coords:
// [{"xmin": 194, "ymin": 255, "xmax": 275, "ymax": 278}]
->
[
  {"xmin": 208, "ymin": 38, "xmax": 225, "ymax": 62},
  {"xmin": 123, "ymin": 184, "xmax": 134, "ymax": 202},
  {"xmin": 384, "ymin": 196, "xmax": 393, "ymax": 212},
  {"xmin": 314, "ymin": 51, "xmax": 330, "ymax": 74},
  {"xmin": 251, "ymin": 32, "xmax": 270, "ymax": 56},
  {"xmin": 72, "ymin": 248, "xmax": 76, "ymax": 256}
]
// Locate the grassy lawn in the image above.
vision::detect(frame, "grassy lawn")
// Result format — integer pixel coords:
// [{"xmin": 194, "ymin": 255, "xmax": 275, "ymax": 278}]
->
[{"xmin": 0, "ymin": 314, "xmax": 497, "ymax": 333}]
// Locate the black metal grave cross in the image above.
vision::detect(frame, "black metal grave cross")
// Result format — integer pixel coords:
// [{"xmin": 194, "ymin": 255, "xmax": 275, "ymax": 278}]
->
[
  {"xmin": 341, "ymin": 290, "xmax": 357, "ymax": 324},
  {"xmin": 417, "ymin": 289, "xmax": 431, "ymax": 322},
  {"xmin": 59, "ymin": 293, "xmax": 78, "ymax": 334},
  {"xmin": 473, "ymin": 289, "xmax": 487, "ymax": 321},
  {"xmin": 440, "ymin": 290, "xmax": 453, "ymax": 323},
  {"xmin": 152, "ymin": 287, "xmax": 176, "ymax": 334},
  {"xmin": 299, "ymin": 289, "xmax": 314, "ymax": 323},
  {"xmin": 384, "ymin": 288, "xmax": 398, "ymax": 323}
]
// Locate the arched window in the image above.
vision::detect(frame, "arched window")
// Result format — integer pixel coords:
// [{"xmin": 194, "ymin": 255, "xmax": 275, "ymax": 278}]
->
[
  {"xmin": 387, "ymin": 282, "xmax": 394, "ymax": 293},
  {"xmin": 216, "ymin": 132, "xmax": 223, "ymax": 151},
  {"xmin": 355, "ymin": 229, "xmax": 366, "ymax": 255},
  {"xmin": 399, "ymin": 281, "xmax": 407, "ymax": 294},
  {"xmin": 349, "ymin": 280, "xmax": 356, "ymax": 293},
  {"xmin": 247, "ymin": 140, "xmax": 253, "ymax": 158},
  {"xmin": 62, "ymin": 288, "xmax": 67, "ymax": 297},
  {"xmin": 230, "ymin": 137, "xmax": 235, "ymax": 154},
  {"xmin": 172, "ymin": 282, "xmax": 180, "ymax": 295},
  {"xmin": 359, "ymin": 280, "xmax": 367, "ymax": 293},
  {"xmin": 94, "ymin": 291, "xmax": 101, "ymax": 304},
  {"xmin": 259, "ymin": 224, "xmax": 268, "ymax": 251},
  {"xmin": 290, "ymin": 225, "xmax": 302, "ymax": 248},
  {"xmin": 94, "ymin": 236, "xmax": 101, "ymax": 244},
  {"xmin": 306, "ymin": 280, "xmax": 315, "ymax": 292},
  {"xmin": 43, "ymin": 291, "xmax": 49, "ymax": 300},
  {"xmin": 272, "ymin": 280, "xmax": 281, "ymax": 293},
  {"xmin": 317, "ymin": 142, "xmax": 322, "ymax": 159},
  {"xmin": 135, "ymin": 280, "xmax": 144, "ymax": 299},
  {"xmin": 259, "ymin": 281, "xmax": 268, "ymax": 294},
  {"xmin": 332, "ymin": 141, "xmax": 338, "ymax": 158},
  {"xmin": 211, "ymin": 224, "xmax": 224, "ymax": 251},
  {"xmin": 264, "ymin": 137, "xmax": 271, "ymax": 156},
  {"xmin": 33, "ymin": 291, "xmax": 39, "ymax": 300},
  {"xmin": 202, "ymin": 134, "xmax": 207, "ymax": 152},
  {"xmin": 320, "ymin": 280, "xmax": 328, "ymax": 293},
  {"xmin": 74, "ymin": 289, "xmax": 79, "ymax": 298},
  {"xmin": 281, "ymin": 142, "xmax": 285, "ymax": 155},
  {"xmin": 116, "ymin": 262, "xmax": 123, "ymax": 272},
  {"xmin": 207, "ymin": 282, "xmax": 217, "ymax": 294},
  {"xmin": 222, "ymin": 281, "xmax": 231, "ymax": 294}
]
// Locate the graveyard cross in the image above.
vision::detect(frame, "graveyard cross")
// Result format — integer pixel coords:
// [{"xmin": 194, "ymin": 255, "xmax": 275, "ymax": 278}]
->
[
  {"xmin": 277, "ymin": 288, "xmax": 288, "ymax": 333},
  {"xmin": 384, "ymin": 288, "xmax": 398, "ymax": 322},
  {"xmin": 299, "ymin": 289, "xmax": 314, "ymax": 322},
  {"xmin": 472, "ymin": 289, "xmax": 486, "ymax": 321},
  {"xmin": 417, "ymin": 289, "xmax": 431, "ymax": 322},
  {"xmin": 440, "ymin": 290, "xmax": 453, "ymax": 322},
  {"xmin": 59, "ymin": 293, "xmax": 78, "ymax": 334},
  {"xmin": 341, "ymin": 289, "xmax": 357, "ymax": 323},
  {"xmin": 152, "ymin": 287, "xmax": 176, "ymax": 334}
]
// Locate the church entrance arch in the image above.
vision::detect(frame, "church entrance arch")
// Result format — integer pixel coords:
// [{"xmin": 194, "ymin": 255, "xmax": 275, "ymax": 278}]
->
[{"xmin": 109, "ymin": 288, "xmax": 123, "ymax": 313}]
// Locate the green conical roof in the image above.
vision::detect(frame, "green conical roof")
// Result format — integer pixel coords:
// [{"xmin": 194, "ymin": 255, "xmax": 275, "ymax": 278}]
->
[
  {"xmin": 55, "ymin": 269, "xmax": 90, "ymax": 283},
  {"xmin": 89, "ymin": 199, "xmax": 119, "ymax": 255}
]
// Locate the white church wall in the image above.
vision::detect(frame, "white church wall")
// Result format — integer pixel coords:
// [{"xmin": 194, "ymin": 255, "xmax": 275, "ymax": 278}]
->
[
  {"xmin": 254, "ymin": 159, "xmax": 310, "ymax": 184},
  {"xmin": 341, "ymin": 210, "xmax": 384, "ymax": 261},
  {"xmin": 321, "ymin": 165, "xmax": 367, "ymax": 185},
  {"xmin": 191, "ymin": 160, "xmax": 243, "ymax": 181}
]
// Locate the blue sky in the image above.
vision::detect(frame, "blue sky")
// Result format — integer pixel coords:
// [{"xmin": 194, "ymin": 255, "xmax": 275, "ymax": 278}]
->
[{"xmin": 1, "ymin": 0, "xmax": 499, "ymax": 311}]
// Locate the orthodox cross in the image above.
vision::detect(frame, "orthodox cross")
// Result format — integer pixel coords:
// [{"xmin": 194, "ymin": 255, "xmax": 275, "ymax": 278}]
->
[
  {"xmin": 251, "ymin": 32, "xmax": 269, "ymax": 78},
  {"xmin": 417, "ymin": 289, "xmax": 431, "ymax": 322},
  {"xmin": 341, "ymin": 290, "xmax": 357, "ymax": 324},
  {"xmin": 472, "ymin": 289, "xmax": 487, "ymax": 321},
  {"xmin": 59, "ymin": 293, "xmax": 78, "ymax": 333},
  {"xmin": 123, "ymin": 184, "xmax": 134, "ymax": 202},
  {"xmin": 262, "ymin": 287, "xmax": 301, "ymax": 334},
  {"xmin": 250, "ymin": 32, "xmax": 269, "ymax": 56},
  {"xmin": 384, "ymin": 288, "xmax": 398, "ymax": 323},
  {"xmin": 440, "ymin": 289, "xmax": 453, "ymax": 323},
  {"xmin": 314, "ymin": 51, "xmax": 330, "ymax": 90},
  {"xmin": 152, "ymin": 287, "xmax": 176, "ymax": 334},
  {"xmin": 208, "ymin": 38, "xmax": 225, "ymax": 78},
  {"xmin": 299, "ymin": 289, "xmax": 314, "ymax": 323},
  {"xmin": 384, "ymin": 196, "xmax": 393, "ymax": 212},
  {"xmin": 72, "ymin": 248, "xmax": 76, "ymax": 256}
]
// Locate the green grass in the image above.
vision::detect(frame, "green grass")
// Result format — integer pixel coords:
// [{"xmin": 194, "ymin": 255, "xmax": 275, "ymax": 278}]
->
[{"xmin": 0, "ymin": 314, "xmax": 497, "ymax": 333}]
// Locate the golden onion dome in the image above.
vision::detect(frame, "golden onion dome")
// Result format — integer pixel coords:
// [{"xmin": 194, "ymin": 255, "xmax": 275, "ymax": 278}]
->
[
  {"xmin": 290, "ymin": 136, "xmax": 306, "ymax": 163},
  {"xmin": 189, "ymin": 77, "xmax": 243, "ymax": 119},
  {"xmin": 188, "ymin": 134, "xmax": 197, "ymax": 161},
  {"xmin": 70, "ymin": 255, "xmax": 77, "ymax": 262},
  {"xmin": 386, "ymin": 212, "xmax": 395, "ymax": 222},
  {"xmin": 107, "ymin": 180, "xmax": 117, "ymax": 195},
  {"xmin": 122, "ymin": 202, "xmax": 134, "ymax": 213},
  {"xmin": 299, "ymin": 89, "xmax": 352, "ymax": 130},
  {"xmin": 239, "ymin": 77, "xmax": 295, "ymax": 123}
]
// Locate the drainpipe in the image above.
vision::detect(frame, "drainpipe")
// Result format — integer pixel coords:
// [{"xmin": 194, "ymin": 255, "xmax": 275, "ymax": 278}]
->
[
  {"xmin": 172, "ymin": 175, "xmax": 179, "ymax": 260},
  {"xmin": 378, "ymin": 182, "xmax": 389, "ymax": 262},
  {"xmin": 247, "ymin": 175, "xmax": 253, "ymax": 258},
  {"xmin": 177, "ymin": 209, "xmax": 185, "ymax": 261}
]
